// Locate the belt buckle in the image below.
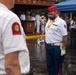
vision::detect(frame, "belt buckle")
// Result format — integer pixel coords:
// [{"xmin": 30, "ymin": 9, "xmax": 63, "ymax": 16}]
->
[{"xmin": 51, "ymin": 43, "xmax": 54, "ymax": 46}]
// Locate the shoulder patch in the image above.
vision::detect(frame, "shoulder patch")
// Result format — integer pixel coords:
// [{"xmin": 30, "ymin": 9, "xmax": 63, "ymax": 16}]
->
[{"xmin": 12, "ymin": 22, "xmax": 21, "ymax": 35}]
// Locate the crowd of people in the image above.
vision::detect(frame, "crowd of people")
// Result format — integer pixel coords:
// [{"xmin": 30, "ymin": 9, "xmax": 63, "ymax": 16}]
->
[
  {"xmin": 19, "ymin": 11, "xmax": 47, "ymax": 34},
  {"xmin": 64, "ymin": 16, "xmax": 76, "ymax": 49},
  {"xmin": 68, "ymin": 16, "xmax": 76, "ymax": 49}
]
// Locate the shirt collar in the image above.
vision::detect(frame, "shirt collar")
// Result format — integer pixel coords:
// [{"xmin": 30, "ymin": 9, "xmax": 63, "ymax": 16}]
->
[
  {"xmin": 0, "ymin": 3, "xmax": 8, "ymax": 11},
  {"xmin": 54, "ymin": 16, "xmax": 59, "ymax": 22}
]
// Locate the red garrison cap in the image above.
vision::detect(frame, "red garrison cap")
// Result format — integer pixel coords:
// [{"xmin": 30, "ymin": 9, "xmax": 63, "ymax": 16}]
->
[{"xmin": 47, "ymin": 6, "xmax": 57, "ymax": 12}]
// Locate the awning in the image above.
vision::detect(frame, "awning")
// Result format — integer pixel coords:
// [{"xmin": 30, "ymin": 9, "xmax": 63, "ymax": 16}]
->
[{"xmin": 54, "ymin": 0, "xmax": 76, "ymax": 11}]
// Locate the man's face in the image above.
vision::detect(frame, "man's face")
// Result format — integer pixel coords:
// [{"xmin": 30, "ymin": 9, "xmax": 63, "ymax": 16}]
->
[{"xmin": 48, "ymin": 12, "xmax": 56, "ymax": 20}]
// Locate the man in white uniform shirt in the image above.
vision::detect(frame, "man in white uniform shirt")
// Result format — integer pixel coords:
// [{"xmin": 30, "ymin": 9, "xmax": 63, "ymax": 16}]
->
[
  {"xmin": 20, "ymin": 12, "xmax": 26, "ymax": 28},
  {"xmin": 0, "ymin": 0, "xmax": 30, "ymax": 75},
  {"xmin": 35, "ymin": 11, "xmax": 40, "ymax": 33},
  {"xmin": 45, "ymin": 6, "xmax": 67, "ymax": 75},
  {"xmin": 20, "ymin": 12, "xmax": 26, "ymax": 21}
]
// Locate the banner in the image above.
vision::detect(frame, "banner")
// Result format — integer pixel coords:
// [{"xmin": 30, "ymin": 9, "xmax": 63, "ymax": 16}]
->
[{"xmin": 15, "ymin": 0, "xmax": 56, "ymax": 6}]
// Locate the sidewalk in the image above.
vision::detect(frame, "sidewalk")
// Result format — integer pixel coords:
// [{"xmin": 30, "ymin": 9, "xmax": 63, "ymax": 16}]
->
[{"xmin": 26, "ymin": 36, "xmax": 76, "ymax": 75}]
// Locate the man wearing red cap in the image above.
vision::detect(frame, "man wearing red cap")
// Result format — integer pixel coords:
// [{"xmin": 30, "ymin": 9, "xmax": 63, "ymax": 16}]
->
[{"xmin": 45, "ymin": 6, "xmax": 68, "ymax": 75}]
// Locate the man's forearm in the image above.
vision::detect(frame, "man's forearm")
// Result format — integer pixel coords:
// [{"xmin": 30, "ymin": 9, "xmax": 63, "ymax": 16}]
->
[
  {"xmin": 5, "ymin": 51, "xmax": 21, "ymax": 75},
  {"xmin": 5, "ymin": 64, "xmax": 21, "ymax": 75},
  {"xmin": 62, "ymin": 35, "xmax": 67, "ymax": 49}
]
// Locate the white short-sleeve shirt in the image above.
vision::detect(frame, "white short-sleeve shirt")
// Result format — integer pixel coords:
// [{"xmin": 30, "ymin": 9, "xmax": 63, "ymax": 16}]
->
[
  {"xmin": 0, "ymin": 3, "xmax": 30, "ymax": 74},
  {"xmin": 45, "ymin": 17, "xmax": 68, "ymax": 44},
  {"xmin": 20, "ymin": 14, "xmax": 26, "ymax": 21},
  {"xmin": 35, "ymin": 14, "xmax": 40, "ymax": 21}
]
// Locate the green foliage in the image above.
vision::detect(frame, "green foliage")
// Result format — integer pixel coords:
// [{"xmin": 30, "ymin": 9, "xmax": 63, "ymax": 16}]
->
[{"xmin": 57, "ymin": 0, "xmax": 65, "ymax": 2}]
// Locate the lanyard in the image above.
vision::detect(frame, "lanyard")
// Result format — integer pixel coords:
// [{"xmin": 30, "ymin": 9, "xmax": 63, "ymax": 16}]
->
[{"xmin": 47, "ymin": 21, "xmax": 54, "ymax": 28}]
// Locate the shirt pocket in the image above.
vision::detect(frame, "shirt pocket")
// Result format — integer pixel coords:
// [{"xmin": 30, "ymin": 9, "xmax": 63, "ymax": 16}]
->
[{"xmin": 51, "ymin": 24, "xmax": 58, "ymax": 31}]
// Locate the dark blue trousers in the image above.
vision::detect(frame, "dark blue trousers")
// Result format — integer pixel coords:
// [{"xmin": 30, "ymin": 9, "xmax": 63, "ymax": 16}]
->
[{"xmin": 45, "ymin": 44, "xmax": 64, "ymax": 75}]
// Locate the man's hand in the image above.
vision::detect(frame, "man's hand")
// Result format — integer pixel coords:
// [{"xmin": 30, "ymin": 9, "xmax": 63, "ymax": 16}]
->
[
  {"xmin": 61, "ymin": 49, "xmax": 66, "ymax": 56},
  {"xmin": 60, "ymin": 35, "xmax": 67, "ymax": 56}
]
